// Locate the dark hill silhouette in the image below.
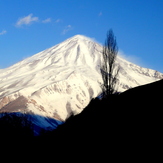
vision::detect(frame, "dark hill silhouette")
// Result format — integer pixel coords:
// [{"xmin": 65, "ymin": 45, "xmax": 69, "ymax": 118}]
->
[
  {"xmin": 119, "ymin": 78, "xmax": 163, "ymax": 106},
  {"xmin": 39, "ymin": 79, "xmax": 163, "ymax": 159},
  {"xmin": 116, "ymin": 79, "xmax": 163, "ymax": 143},
  {"xmin": 0, "ymin": 79, "xmax": 162, "ymax": 160},
  {"xmin": 113, "ymin": 79, "xmax": 163, "ymax": 156}
]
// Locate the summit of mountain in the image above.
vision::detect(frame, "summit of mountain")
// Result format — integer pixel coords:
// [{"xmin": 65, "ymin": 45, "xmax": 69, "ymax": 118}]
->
[{"xmin": 0, "ymin": 34, "xmax": 163, "ymax": 131}]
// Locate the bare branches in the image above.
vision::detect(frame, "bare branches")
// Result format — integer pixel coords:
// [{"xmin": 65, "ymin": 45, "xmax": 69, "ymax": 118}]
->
[{"xmin": 101, "ymin": 29, "xmax": 120, "ymax": 97}]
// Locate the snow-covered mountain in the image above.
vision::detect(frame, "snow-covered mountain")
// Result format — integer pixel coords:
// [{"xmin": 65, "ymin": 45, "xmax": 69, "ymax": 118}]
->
[{"xmin": 0, "ymin": 35, "xmax": 163, "ymax": 130}]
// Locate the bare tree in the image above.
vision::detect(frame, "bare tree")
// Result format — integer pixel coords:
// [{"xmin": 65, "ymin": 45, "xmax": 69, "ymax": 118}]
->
[{"xmin": 101, "ymin": 29, "xmax": 120, "ymax": 97}]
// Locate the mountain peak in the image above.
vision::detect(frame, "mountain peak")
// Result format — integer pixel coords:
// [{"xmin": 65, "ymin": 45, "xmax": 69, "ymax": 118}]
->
[
  {"xmin": 0, "ymin": 35, "xmax": 163, "ymax": 131},
  {"xmin": 67, "ymin": 34, "xmax": 94, "ymax": 42},
  {"xmin": 72, "ymin": 34, "xmax": 86, "ymax": 38},
  {"xmin": 71, "ymin": 34, "xmax": 89, "ymax": 38}
]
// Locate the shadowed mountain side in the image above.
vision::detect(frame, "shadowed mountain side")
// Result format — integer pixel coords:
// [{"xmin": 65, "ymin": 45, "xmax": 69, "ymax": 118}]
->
[
  {"xmin": 36, "ymin": 98, "xmax": 110, "ymax": 157},
  {"xmin": 39, "ymin": 79, "xmax": 163, "ymax": 158},
  {"xmin": 116, "ymin": 79, "xmax": 163, "ymax": 143},
  {"xmin": 119, "ymin": 78, "xmax": 163, "ymax": 105},
  {"xmin": 0, "ymin": 80, "xmax": 162, "ymax": 159},
  {"xmin": 0, "ymin": 112, "xmax": 63, "ymax": 146},
  {"xmin": 113, "ymin": 79, "xmax": 163, "ymax": 152}
]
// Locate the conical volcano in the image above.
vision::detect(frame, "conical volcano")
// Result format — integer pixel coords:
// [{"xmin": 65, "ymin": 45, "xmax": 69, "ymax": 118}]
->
[{"xmin": 0, "ymin": 35, "xmax": 162, "ymax": 129}]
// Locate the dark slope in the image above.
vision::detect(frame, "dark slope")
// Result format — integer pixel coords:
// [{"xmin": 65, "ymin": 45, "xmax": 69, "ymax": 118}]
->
[
  {"xmin": 119, "ymin": 78, "xmax": 163, "ymax": 105},
  {"xmin": 1, "ymin": 79, "xmax": 162, "ymax": 159},
  {"xmin": 116, "ymin": 79, "xmax": 163, "ymax": 142},
  {"xmin": 114, "ymin": 79, "xmax": 163, "ymax": 154},
  {"xmin": 40, "ymin": 79, "xmax": 163, "ymax": 158}
]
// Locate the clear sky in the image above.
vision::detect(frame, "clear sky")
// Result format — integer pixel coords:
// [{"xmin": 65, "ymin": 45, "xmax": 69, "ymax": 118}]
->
[{"xmin": 0, "ymin": 0, "xmax": 163, "ymax": 73}]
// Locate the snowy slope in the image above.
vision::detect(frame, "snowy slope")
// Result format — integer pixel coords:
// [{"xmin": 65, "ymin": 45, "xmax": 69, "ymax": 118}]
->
[{"xmin": 0, "ymin": 35, "xmax": 163, "ymax": 128}]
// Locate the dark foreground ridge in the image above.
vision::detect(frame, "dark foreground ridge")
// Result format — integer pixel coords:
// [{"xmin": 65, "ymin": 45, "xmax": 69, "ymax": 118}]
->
[{"xmin": 0, "ymin": 79, "xmax": 163, "ymax": 159}]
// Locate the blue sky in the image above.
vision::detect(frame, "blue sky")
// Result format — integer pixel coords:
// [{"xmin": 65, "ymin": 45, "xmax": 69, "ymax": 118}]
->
[{"xmin": 0, "ymin": 0, "xmax": 163, "ymax": 73}]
